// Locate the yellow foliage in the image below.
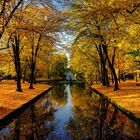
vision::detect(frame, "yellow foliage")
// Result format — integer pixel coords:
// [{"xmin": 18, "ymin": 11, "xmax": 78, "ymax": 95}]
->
[{"xmin": 129, "ymin": 24, "xmax": 140, "ymax": 37}]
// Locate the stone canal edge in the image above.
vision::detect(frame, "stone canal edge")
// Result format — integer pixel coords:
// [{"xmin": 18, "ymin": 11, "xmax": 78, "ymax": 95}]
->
[
  {"xmin": 0, "ymin": 86, "xmax": 52, "ymax": 130},
  {"xmin": 92, "ymin": 88, "xmax": 140, "ymax": 125}
]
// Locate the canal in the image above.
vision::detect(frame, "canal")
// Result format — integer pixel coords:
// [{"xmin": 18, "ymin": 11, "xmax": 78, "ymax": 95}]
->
[{"xmin": 0, "ymin": 84, "xmax": 139, "ymax": 140}]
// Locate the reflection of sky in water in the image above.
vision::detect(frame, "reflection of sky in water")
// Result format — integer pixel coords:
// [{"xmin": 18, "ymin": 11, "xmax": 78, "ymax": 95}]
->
[
  {"xmin": 46, "ymin": 84, "xmax": 73, "ymax": 140},
  {"xmin": 0, "ymin": 84, "xmax": 139, "ymax": 139}
]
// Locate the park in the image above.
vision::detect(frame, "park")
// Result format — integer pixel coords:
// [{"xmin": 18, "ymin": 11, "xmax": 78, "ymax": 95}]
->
[{"xmin": 0, "ymin": 0, "xmax": 140, "ymax": 139}]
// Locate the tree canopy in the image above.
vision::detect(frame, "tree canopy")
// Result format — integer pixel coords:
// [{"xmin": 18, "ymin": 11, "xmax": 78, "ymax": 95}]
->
[{"xmin": 0, "ymin": 0, "xmax": 139, "ymax": 91}]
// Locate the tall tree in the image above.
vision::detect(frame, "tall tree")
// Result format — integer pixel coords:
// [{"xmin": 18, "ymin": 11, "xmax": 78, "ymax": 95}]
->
[
  {"xmin": 29, "ymin": 34, "xmax": 41, "ymax": 89},
  {"xmin": 11, "ymin": 34, "xmax": 22, "ymax": 91},
  {"xmin": 69, "ymin": 0, "xmax": 140, "ymax": 90}
]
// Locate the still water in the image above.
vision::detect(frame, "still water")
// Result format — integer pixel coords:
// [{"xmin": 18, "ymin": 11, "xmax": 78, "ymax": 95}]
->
[{"xmin": 0, "ymin": 84, "xmax": 140, "ymax": 140}]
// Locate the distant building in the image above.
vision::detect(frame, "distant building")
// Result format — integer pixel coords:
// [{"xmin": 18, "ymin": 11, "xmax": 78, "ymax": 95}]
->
[{"xmin": 66, "ymin": 70, "xmax": 74, "ymax": 81}]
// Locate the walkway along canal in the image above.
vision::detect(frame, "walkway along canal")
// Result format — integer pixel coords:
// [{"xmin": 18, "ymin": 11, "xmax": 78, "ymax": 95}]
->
[{"xmin": 0, "ymin": 83, "xmax": 140, "ymax": 140}]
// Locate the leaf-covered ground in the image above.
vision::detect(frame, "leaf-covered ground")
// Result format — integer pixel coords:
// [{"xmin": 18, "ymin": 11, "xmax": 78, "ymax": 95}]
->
[
  {"xmin": 92, "ymin": 80, "xmax": 140, "ymax": 118},
  {"xmin": 0, "ymin": 80, "xmax": 51, "ymax": 119}
]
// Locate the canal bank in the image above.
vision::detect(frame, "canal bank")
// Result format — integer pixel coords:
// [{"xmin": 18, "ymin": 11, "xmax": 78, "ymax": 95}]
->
[
  {"xmin": 0, "ymin": 80, "xmax": 52, "ymax": 128},
  {"xmin": 0, "ymin": 83, "xmax": 139, "ymax": 139},
  {"xmin": 91, "ymin": 80, "xmax": 140, "ymax": 124}
]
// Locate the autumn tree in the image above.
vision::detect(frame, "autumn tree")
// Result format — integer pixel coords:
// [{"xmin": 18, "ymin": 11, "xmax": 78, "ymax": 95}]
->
[
  {"xmin": 0, "ymin": 1, "xmax": 66, "ymax": 91},
  {"xmin": 1, "ymin": 1, "xmax": 34, "ymax": 91},
  {"xmin": 10, "ymin": 34, "xmax": 22, "ymax": 91},
  {"xmin": 18, "ymin": 4, "xmax": 65, "ymax": 89},
  {"xmin": 70, "ymin": 41, "xmax": 100, "ymax": 84},
  {"xmin": 49, "ymin": 53, "xmax": 68, "ymax": 79},
  {"xmin": 69, "ymin": 0, "xmax": 140, "ymax": 90},
  {"xmin": 0, "ymin": 0, "xmax": 33, "ymax": 91}
]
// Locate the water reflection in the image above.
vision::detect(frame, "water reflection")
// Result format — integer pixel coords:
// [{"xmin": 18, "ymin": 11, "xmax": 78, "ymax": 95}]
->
[
  {"xmin": 0, "ymin": 92, "xmax": 54, "ymax": 140},
  {"xmin": 46, "ymin": 84, "xmax": 73, "ymax": 140},
  {"xmin": 0, "ymin": 84, "xmax": 140, "ymax": 140},
  {"xmin": 67, "ymin": 85, "xmax": 140, "ymax": 140}
]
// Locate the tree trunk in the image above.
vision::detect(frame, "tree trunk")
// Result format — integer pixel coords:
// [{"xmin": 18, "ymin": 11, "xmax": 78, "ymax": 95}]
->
[
  {"xmin": 96, "ymin": 44, "xmax": 110, "ymax": 87},
  {"xmin": 29, "ymin": 35, "xmax": 41, "ymax": 89},
  {"xmin": 101, "ymin": 62, "xmax": 110, "ymax": 87},
  {"xmin": 102, "ymin": 45, "xmax": 119, "ymax": 91},
  {"xmin": 29, "ymin": 60, "xmax": 35, "ymax": 89},
  {"xmin": 12, "ymin": 36, "xmax": 22, "ymax": 92},
  {"xmin": 111, "ymin": 73, "xmax": 114, "ymax": 83}
]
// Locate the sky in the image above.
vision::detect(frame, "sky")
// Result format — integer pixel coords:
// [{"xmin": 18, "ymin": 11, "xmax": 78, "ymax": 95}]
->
[
  {"xmin": 52, "ymin": 0, "xmax": 75, "ymax": 68},
  {"xmin": 52, "ymin": 0, "xmax": 73, "ymax": 10}
]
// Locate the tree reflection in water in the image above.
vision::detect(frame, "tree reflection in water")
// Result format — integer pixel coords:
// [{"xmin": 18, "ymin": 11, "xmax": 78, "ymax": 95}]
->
[
  {"xmin": 0, "ymin": 84, "xmax": 140, "ymax": 140},
  {"xmin": 0, "ymin": 91, "xmax": 55, "ymax": 140},
  {"xmin": 67, "ymin": 84, "xmax": 140, "ymax": 140},
  {"xmin": 46, "ymin": 84, "xmax": 74, "ymax": 140}
]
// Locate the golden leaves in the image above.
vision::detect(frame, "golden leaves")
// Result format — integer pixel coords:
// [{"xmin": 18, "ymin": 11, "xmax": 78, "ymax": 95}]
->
[{"xmin": 128, "ymin": 24, "xmax": 140, "ymax": 37}]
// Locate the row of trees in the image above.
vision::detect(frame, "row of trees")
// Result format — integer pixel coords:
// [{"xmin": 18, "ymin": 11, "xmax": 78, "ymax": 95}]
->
[
  {"xmin": 0, "ymin": 0, "xmax": 139, "ymax": 91},
  {"xmin": 0, "ymin": 0, "xmax": 67, "ymax": 91},
  {"xmin": 68, "ymin": 0, "xmax": 140, "ymax": 90}
]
